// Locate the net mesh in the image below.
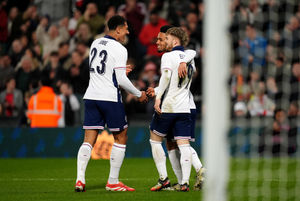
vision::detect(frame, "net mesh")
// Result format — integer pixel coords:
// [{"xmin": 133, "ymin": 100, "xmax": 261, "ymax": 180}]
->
[{"xmin": 228, "ymin": 0, "xmax": 300, "ymax": 200}]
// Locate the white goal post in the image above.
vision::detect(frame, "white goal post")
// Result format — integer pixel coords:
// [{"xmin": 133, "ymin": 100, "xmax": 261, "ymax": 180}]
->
[{"xmin": 203, "ymin": 0, "xmax": 231, "ymax": 201}]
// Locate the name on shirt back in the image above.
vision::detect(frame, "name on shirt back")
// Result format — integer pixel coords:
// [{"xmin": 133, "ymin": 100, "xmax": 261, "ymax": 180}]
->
[{"xmin": 99, "ymin": 40, "xmax": 108, "ymax": 46}]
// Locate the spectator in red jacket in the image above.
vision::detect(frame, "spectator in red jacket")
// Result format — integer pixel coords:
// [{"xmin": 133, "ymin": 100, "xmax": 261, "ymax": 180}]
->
[{"xmin": 139, "ymin": 9, "xmax": 167, "ymax": 57}]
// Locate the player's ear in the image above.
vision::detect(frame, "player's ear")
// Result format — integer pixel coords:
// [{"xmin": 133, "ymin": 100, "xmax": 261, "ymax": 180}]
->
[{"xmin": 116, "ymin": 26, "xmax": 121, "ymax": 34}]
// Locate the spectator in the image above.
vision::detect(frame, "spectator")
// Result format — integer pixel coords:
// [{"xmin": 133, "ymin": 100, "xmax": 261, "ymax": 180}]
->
[
  {"xmin": 35, "ymin": 0, "xmax": 72, "ymax": 23},
  {"xmin": 67, "ymin": 50, "xmax": 89, "ymax": 95},
  {"xmin": 239, "ymin": 24, "xmax": 267, "ymax": 73},
  {"xmin": 58, "ymin": 81, "xmax": 80, "ymax": 127},
  {"xmin": 139, "ymin": 9, "xmax": 168, "ymax": 57},
  {"xmin": 69, "ymin": 22, "xmax": 93, "ymax": 53},
  {"xmin": 0, "ymin": 77, "xmax": 23, "ymax": 117},
  {"xmin": 281, "ymin": 16, "xmax": 300, "ymax": 63},
  {"xmin": 26, "ymin": 75, "xmax": 62, "ymax": 127},
  {"xmin": 8, "ymin": 39, "xmax": 24, "ymax": 67},
  {"xmin": 42, "ymin": 51, "xmax": 67, "ymax": 92},
  {"xmin": 36, "ymin": 16, "xmax": 69, "ymax": 59},
  {"xmin": 15, "ymin": 56, "xmax": 40, "ymax": 94},
  {"xmin": 9, "ymin": 4, "xmax": 37, "ymax": 42},
  {"xmin": 139, "ymin": 60, "xmax": 159, "ymax": 89},
  {"xmin": 290, "ymin": 61, "xmax": 300, "ymax": 102},
  {"xmin": 68, "ymin": 9, "xmax": 82, "ymax": 37},
  {"xmin": 7, "ymin": 7, "xmax": 19, "ymax": 37},
  {"xmin": 248, "ymin": 82, "xmax": 276, "ymax": 117},
  {"xmin": 16, "ymin": 48, "xmax": 41, "ymax": 71},
  {"xmin": 287, "ymin": 101, "xmax": 298, "ymax": 155},
  {"xmin": 245, "ymin": 0, "xmax": 265, "ymax": 31},
  {"xmin": 76, "ymin": 41, "xmax": 89, "ymax": 61},
  {"xmin": 0, "ymin": 55, "xmax": 14, "ymax": 91},
  {"xmin": 234, "ymin": 101, "xmax": 248, "ymax": 117},
  {"xmin": 272, "ymin": 109, "xmax": 289, "ymax": 156},
  {"xmin": 266, "ymin": 76, "xmax": 278, "ymax": 101},
  {"xmin": 273, "ymin": 56, "xmax": 290, "ymax": 107},
  {"xmin": 167, "ymin": 0, "xmax": 191, "ymax": 26},
  {"xmin": 77, "ymin": 2, "xmax": 105, "ymax": 37},
  {"xmin": 0, "ymin": 0, "xmax": 8, "ymax": 55},
  {"xmin": 229, "ymin": 63, "xmax": 245, "ymax": 102},
  {"xmin": 58, "ymin": 42, "xmax": 72, "ymax": 71},
  {"xmin": 117, "ymin": 0, "xmax": 146, "ymax": 37}
]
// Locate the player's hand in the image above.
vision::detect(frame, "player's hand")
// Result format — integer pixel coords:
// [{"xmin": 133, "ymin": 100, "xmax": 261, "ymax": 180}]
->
[
  {"xmin": 146, "ymin": 87, "xmax": 155, "ymax": 97},
  {"xmin": 178, "ymin": 62, "xmax": 187, "ymax": 78},
  {"xmin": 126, "ymin": 65, "xmax": 132, "ymax": 76},
  {"xmin": 138, "ymin": 91, "xmax": 148, "ymax": 103},
  {"xmin": 154, "ymin": 98, "xmax": 161, "ymax": 115}
]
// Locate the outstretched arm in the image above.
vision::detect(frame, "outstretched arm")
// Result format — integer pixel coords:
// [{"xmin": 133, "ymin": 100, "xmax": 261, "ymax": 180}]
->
[{"xmin": 115, "ymin": 68, "xmax": 148, "ymax": 103}]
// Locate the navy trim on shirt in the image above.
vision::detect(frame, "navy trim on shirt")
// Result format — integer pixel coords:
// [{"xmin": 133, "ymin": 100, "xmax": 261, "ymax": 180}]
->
[
  {"xmin": 104, "ymin": 35, "xmax": 117, "ymax": 41},
  {"xmin": 172, "ymin": 46, "xmax": 185, "ymax": 52}
]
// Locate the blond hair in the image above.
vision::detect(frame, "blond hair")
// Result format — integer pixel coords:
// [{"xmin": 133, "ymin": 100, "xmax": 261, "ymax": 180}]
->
[{"xmin": 166, "ymin": 27, "xmax": 189, "ymax": 47}]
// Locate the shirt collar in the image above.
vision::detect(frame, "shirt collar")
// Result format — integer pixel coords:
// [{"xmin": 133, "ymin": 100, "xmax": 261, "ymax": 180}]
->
[
  {"xmin": 104, "ymin": 35, "xmax": 117, "ymax": 41},
  {"xmin": 172, "ymin": 46, "xmax": 185, "ymax": 52}
]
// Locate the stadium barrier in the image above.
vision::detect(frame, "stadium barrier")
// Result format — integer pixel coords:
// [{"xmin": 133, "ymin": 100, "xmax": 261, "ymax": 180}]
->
[{"xmin": 0, "ymin": 126, "xmax": 201, "ymax": 158}]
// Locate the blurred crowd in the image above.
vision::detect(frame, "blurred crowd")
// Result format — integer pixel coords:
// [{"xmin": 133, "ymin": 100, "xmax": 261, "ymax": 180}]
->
[{"xmin": 0, "ymin": 0, "xmax": 299, "ymax": 128}]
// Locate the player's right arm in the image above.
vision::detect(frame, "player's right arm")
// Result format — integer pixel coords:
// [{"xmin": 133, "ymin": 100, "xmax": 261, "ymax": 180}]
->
[
  {"xmin": 178, "ymin": 49, "xmax": 196, "ymax": 78},
  {"xmin": 154, "ymin": 54, "xmax": 172, "ymax": 114}
]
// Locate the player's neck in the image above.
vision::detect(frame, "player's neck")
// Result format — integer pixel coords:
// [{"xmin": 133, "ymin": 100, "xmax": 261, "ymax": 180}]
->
[
  {"xmin": 107, "ymin": 32, "xmax": 118, "ymax": 41},
  {"xmin": 171, "ymin": 45, "xmax": 184, "ymax": 51}
]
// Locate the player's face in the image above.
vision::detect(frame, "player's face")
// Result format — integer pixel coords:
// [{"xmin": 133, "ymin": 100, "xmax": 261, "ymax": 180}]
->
[
  {"xmin": 156, "ymin": 32, "xmax": 167, "ymax": 52},
  {"xmin": 165, "ymin": 34, "xmax": 174, "ymax": 51},
  {"xmin": 118, "ymin": 22, "xmax": 129, "ymax": 43}
]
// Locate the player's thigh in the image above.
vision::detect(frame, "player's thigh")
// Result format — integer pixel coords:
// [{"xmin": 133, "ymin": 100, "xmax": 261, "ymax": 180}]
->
[
  {"xmin": 83, "ymin": 99, "xmax": 105, "ymax": 129},
  {"xmin": 173, "ymin": 113, "xmax": 192, "ymax": 141},
  {"xmin": 150, "ymin": 113, "xmax": 175, "ymax": 138},
  {"xmin": 102, "ymin": 101, "xmax": 128, "ymax": 132}
]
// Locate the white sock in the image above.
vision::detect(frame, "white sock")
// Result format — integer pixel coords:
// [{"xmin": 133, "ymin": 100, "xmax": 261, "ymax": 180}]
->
[
  {"xmin": 108, "ymin": 143, "xmax": 126, "ymax": 184},
  {"xmin": 76, "ymin": 142, "xmax": 92, "ymax": 184},
  {"xmin": 150, "ymin": 139, "xmax": 168, "ymax": 180},
  {"xmin": 178, "ymin": 144, "xmax": 192, "ymax": 185},
  {"xmin": 190, "ymin": 146, "xmax": 202, "ymax": 173},
  {"xmin": 168, "ymin": 149, "xmax": 182, "ymax": 184}
]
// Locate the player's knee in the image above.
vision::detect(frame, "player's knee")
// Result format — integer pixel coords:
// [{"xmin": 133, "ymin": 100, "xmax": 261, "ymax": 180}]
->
[
  {"xmin": 113, "ymin": 129, "xmax": 128, "ymax": 144},
  {"xmin": 166, "ymin": 140, "xmax": 178, "ymax": 150}
]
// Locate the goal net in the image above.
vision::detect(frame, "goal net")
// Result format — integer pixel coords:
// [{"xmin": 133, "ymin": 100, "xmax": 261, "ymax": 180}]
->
[{"xmin": 203, "ymin": 0, "xmax": 300, "ymax": 201}]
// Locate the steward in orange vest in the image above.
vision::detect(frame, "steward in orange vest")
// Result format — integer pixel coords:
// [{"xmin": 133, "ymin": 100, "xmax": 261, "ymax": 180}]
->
[{"xmin": 26, "ymin": 77, "xmax": 62, "ymax": 127}]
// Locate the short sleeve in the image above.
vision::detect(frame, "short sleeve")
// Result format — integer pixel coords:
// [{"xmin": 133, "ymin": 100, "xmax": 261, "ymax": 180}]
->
[
  {"xmin": 114, "ymin": 45, "xmax": 128, "ymax": 69},
  {"xmin": 160, "ymin": 53, "xmax": 173, "ymax": 71}
]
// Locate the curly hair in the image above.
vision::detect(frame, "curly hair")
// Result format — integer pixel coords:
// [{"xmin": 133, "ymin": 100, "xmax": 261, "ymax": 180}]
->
[{"xmin": 166, "ymin": 27, "xmax": 189, "ymax": 47}]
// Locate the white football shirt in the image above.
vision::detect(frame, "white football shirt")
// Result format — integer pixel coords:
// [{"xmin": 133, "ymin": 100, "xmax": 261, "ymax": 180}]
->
[
  {"xmin": 83, "ymin": 36, "xmax": 128, "ymax": 102},
  {"xmin": 160, "ymin": 46, "xmax": 193, "ymax": 113}
]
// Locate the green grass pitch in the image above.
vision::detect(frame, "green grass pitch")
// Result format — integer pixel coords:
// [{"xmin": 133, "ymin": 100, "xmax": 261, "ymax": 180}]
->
[
  {"xmin": 1, "ymin": 158, "xmax": 299, "ymax": 201},
  {"xmin": 0, "ymin": 158, "xmax": 201, "ymax": 201}
]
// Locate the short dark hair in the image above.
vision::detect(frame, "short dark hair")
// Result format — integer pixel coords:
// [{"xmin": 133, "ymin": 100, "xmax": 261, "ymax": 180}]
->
[
  {"xmin": 40, "ymin": 73, "xmax": 52, "ymax": 87},
  {"xmin": 160, "ymin": 25, "xmax": 173, "ymax": 33},
  {"xmin": 107, "ymin": 15, "xmax": 126, "ymax": 30}
]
